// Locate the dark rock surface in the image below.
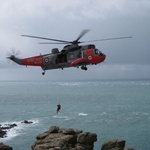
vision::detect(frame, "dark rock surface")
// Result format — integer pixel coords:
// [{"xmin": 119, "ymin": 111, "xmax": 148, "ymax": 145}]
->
[
  {"xmin": 0, "ymin": 129, "xmax": 7, "ymax": 138},
  {"xmin": 0, "ymin": 124, "xmax": 17, "ymax": 138},
  {"xmin": 21, "ymin": 120, "xmax": 33, "ymax": 124},
  {"xmin": 0, "ymin": 120, "xmax": 33, "ymax": 138},
  {"xmin": 0, "ymin": 120, "xmax": 34, "ymax": 149},
  {"xmin": 101, "ymin": 139, "xmax": 135, "ymax": 150},
  {"xmin": 0, "ymin": 142, "xmax": 13, "ymax": 150},
  {"xmin": 32, "ymin": 126, "xmax": 97, "ymax": 150}
]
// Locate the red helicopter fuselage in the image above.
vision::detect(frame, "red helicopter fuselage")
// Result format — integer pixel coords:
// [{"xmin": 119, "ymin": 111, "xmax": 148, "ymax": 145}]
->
[
  {"xmin": 9, "ymin": 44, "xmax": 106, "ymax": 74},
  {"xmin": 7, "ymin": 30, "xmax": 133, "ymax": 75}
]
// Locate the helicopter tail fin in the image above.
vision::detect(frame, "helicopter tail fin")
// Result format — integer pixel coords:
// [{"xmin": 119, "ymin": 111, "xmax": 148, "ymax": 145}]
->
[{"xmin": 7, "ymin": 55, "xmax": 22, "ymax": 65}]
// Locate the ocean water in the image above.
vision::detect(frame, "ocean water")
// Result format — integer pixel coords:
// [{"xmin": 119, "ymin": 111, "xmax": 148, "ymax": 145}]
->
[{"xmin": 0, "ymin": 80, "xmax": 150, "ymax": 150}]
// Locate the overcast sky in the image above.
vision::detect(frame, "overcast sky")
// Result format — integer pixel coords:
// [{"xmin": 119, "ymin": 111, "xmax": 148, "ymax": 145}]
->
[{"xmin": 0, "ymin": 0, "xmax": 150, "ymax": 81}]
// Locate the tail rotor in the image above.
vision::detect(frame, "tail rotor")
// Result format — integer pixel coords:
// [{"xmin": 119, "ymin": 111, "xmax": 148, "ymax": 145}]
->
[
  {"xmin": 6, "ymin": 48, "xmax": 21, "ymax": 60},
  {"xmin": 6, "ymin": 48, "xmax": 22, "ymax": 65}
]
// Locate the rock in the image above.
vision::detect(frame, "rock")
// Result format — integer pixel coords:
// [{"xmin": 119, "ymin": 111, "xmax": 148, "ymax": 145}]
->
[
  {"xmin": 124, "ymin": 148, "xmax": 135, "ymax": 150},
  {"xmin": 101, "ymin": 139, "xmax": 125, "ymax": 150},
  {"xmin": 36, "ymin": 132, "xmax": 49, "ymax": 140},
  {"xmin": 0, "ymin": 124, "xmax": 17, "ymax": 138},
  {"xmin": 0, "ymin": 142, "xmax": 13, "ymax": 150},
  {"xmin": 61, "ymin": 128, "xmax": 82, "ymax": 135},
  {"xmin": 1, "ymin": 124, "xmax": 17, "ymax": 130},
  {"xmin": 77, "ymin": 132, "xmax": 97, "ymax": 144},
  {"xmin": 32, "ymin": 126, "xmax": 97, "ymax": 150},
  {"xmin": 21, "ymin": 120, "xmax": 33, "ymax": 124},
  {"xmin": 101, "ymin": 139, "xmax": 135, "ymax": 150},
  {"xmin": 0, "ymin": 129, "xmax": 7, "ymax": 138},
  {"xmin": 49, "ymin": 126, "xmax": 59, "ymax": 133}
]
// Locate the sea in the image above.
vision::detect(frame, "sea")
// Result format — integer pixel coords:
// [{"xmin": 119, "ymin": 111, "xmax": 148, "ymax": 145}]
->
[{"xmin": 0, "ymin": 79, "xmax": 150, "ymax": 150}]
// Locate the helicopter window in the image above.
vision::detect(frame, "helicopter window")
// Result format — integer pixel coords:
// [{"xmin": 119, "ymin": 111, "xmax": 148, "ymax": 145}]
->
[
  {"xmin": 94, "ymin": 49, "xmax": 101, "ymax": 55},
  {"xmin": 94, "ymin": 49, "xmax": 103, "ymax": 56},
  {"xmin": 77, "ymin": 51, "xmax": 82, "ymax": 58},
  {"xmin": 88, "ymin": 45, "xmax": 95, "ymax": 49},
  {"xmin": 94, "ymin": 49, "xmax": 99, "ymax": 54}
]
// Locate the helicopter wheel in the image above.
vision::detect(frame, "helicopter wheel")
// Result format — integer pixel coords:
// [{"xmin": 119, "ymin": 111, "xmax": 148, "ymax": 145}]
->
[
  {"xmin": 42, "ymin": 71, "xmax": 45, "ymax": 75},
  {"xmin": 81, "ymin": 66, "xmax": 87, "ymax": 71}
]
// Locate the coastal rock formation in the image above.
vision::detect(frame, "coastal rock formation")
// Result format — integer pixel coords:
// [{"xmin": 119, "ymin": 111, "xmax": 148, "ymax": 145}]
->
[
  {"xmin": 0, "ymin": 124, "xmax": 17, "ymax": 138},
  {"xmin": 32, "ymin": 126, "xmax": 97, "ymax": 150},
  {"xmin": 0, "ymin": 125, "xmax": 135, "ymax": 150},
  {"xmin": 0, "ymin": 129, "xmax": 7, "ymax": 138},
  {"xmin": 0, "ymin": 142, "xmax": 13, "ymax": 150},
  {"xmin": 0, "ymin": 120, "xmax": 33, "ymax": 138},
  {"xmin": 101, "ymin": 139, "xmax": 135, "ymax": 150},
  {"xmin": 21, "ymin": 120, "xmax": 33, "ymax": 124}
]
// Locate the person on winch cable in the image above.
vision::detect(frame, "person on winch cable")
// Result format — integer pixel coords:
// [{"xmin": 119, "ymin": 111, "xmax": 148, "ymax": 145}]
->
[{"xmin": 56, "ymin": 103, "xmax": 61, "ymax": 113}]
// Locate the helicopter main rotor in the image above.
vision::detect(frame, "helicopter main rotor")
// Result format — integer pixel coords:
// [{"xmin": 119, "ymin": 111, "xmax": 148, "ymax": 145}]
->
[
  {"xmin": 22, "ymin": 29, "xmax": 132, "ymax": 45},
  {"xmin": 22, "ymin": 29, "xmax": 90, "ymax": 45}
]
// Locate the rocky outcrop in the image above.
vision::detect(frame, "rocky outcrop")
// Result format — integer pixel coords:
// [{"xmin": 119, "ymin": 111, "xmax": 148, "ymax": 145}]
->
[
  {"xmin": 0, "ymin": 124, "xmax": 17, "ymax": 138},
  {"xmin": 0, "ymin": 120, "xmax": 33, "ymax": 138},
  {"xmin": 21, "ymin": 120, "xmax": 33, "ymax": 124},
  {"xmin": 0, "ymin": 142, "xmax": 13, "ymax": 150},
  {"xmin": 0, "ymin": 129, "xmax": 7, "ymax": 138},
  {"xmin": 101, "ymin": 139, "xmax": 135, "ymax": 150},
  {"xmin": 32, "ymin": 126, "xmax": 97, "ymax": 150},
  {"xmin": 0, "ymin": 124, "xmax": 135, "ymax": 150}
]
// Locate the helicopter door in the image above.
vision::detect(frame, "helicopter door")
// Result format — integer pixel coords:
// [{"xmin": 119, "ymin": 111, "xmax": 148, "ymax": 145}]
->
[{"xmin": 56, "ymin": 54, "xmax": 67, "ymax": 64}]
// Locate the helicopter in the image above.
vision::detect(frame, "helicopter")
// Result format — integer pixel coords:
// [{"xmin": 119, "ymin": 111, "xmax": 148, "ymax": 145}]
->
[{"xmin": 7, "ymin": 30, "xmax": 132, "ymax": 75}]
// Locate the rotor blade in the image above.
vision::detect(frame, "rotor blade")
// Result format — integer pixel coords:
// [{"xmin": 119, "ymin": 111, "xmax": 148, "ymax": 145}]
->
[
  {"xmin": 75, "ymin": 29, "xmax": 90, "ymax": 42},
  {"xmin": 39, "ymin": 42, "xmax": 71, "ymax": 44},
  {"xmin": 83, "ymin": 36, "xmax": 132, "ymax": 43},
  {"xmin": 8, "ymin": 48, "xmax": 21, "ymax": 56},
  {"xmin": 21, "ymin": 35, "xmax": 70, "ymax": 43}
]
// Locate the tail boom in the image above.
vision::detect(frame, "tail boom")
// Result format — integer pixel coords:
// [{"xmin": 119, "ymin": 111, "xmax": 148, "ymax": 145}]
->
[
  {"xmin": 21, "ymin": 56, "xmax": 44, "ymax": 66},
  {"xmin": 8, "ymin": 55, "xmax": 44, "ymax": 66}
]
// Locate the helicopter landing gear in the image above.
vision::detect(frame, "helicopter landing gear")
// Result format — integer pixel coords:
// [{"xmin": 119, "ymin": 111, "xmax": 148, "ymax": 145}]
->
[
  {"xmin": 42, "ymin": 71, "xmax": 45, "ymax": 75},
  {"xmin": 81, "ymin": 66, "xmax": 87, "ymax": 71}
]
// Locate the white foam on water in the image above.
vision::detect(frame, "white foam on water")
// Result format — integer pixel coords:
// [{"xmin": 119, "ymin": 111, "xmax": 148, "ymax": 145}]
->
[
  {"xmin": 58, "ymin": 82, "xmax": 84, "ymax": 87},
  {"xmin": 78, "ymin": 112, "xmax": 88, "ymax": 116},
  {"xmin": 0, "ymin": 119, "xmax": 39, "ymax": 142},
  {"xmin": 53, "ymin": 115, "xmax": 70, "ymax": 120}
]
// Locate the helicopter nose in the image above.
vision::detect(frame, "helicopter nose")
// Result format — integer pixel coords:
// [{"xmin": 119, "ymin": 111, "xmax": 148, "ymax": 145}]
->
[
  {"xmin": 101, "ymin": 53, "xmax": 106, "ymax": 62},
  {"xmin": 103, "ymin": 54, "xmax": 106, "ymax": 60}
]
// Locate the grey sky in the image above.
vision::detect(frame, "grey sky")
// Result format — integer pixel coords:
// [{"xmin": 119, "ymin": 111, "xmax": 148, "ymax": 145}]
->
[{"xmin": 0, "ymin": 0, "xmax": 150, "ymax": 81}]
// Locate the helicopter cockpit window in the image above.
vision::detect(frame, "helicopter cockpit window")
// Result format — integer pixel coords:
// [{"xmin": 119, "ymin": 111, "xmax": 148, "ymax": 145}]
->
[
  {"xmin": 94, "ymin": 49, "xmax": 103, "ymax": 56},
  {"xmin": 95, "ymin": 49, "xmax": 99, "ymax": 54},
  {"xmin": 88, "ymin": 45, "xmax": 95, "ymax": 49}
]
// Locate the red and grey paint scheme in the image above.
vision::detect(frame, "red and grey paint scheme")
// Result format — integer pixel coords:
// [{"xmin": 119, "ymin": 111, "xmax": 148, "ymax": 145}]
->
[
  {"xmin": 8, "ymin": 44, "xmax": 106, "ymax": 75},
  {"xmin": 7, "ymin": 30, "xmax": 132, "ymax": 75}
]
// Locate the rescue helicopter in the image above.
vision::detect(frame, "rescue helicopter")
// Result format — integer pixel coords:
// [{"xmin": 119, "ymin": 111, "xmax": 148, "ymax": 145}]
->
[{"xmin": 7, "ymin": 30, "xmax": 131, "ymax": 75}]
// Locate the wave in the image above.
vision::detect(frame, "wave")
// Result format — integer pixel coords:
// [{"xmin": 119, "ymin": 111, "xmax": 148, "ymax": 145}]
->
[
  {"xmin": 58, "ymin": 82, "xmax": 84, "ymax": 87},
  {"xmin": 78, "ymin": 112, "xmax": 88, "ymax": 116},
  {"xmin": 0, "ymin": 119, "xmax": 39, "ymax": 141},
  {"xmin": 52, "ymin": 115, "xmax": 71, "ymax": 120},
  {"xmin": 52, "ymin": 112, "xmax": 88, "ymax": 120}
]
